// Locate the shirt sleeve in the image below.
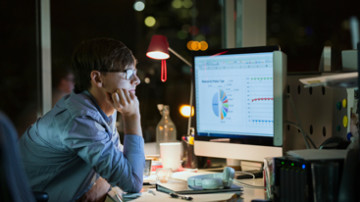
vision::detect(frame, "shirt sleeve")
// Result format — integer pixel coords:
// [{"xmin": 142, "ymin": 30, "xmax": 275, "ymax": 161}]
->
[{"xmin": 62, "ymin": 115, "xmax": 145, "ymax": 193}]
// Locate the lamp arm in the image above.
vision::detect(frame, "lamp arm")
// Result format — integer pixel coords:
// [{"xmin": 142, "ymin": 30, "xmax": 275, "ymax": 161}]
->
[
  {"xmin": 168, "ymin": 47, "xmax": 193, "ymax": 68},
  {"xmin": 168, "ymin": 47, "xmax": 194, "ymax": 137},
  {"xmin": 187, "ymin": 80, "xmax": 194, "ymax": 137}
]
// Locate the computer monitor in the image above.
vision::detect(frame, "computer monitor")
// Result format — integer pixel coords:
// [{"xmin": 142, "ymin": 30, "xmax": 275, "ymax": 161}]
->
[{"xmin": 193, "ymin": 46, "xmax": 286, "ymax": 162}]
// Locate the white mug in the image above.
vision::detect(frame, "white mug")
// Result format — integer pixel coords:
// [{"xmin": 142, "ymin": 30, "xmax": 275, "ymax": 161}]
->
[{"xmin": 160, "ymin": 142, "xmax": 182, "ymax": 171}]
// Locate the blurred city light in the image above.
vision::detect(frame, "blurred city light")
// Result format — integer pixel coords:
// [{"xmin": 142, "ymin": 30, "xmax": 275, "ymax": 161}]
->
[
  {"xmin": 187, "ymin": 40, "xmax": 208, "ymax": 51},
  {"xmin": 144, "ymin": 16, "xmax": 156, "ymax": 27},
  {"xmin": 133, "ymin": 1, "xmax": 145, "ymax": 12},
  {"xmin": 179, "ymin": 105, "xmax": 194, "ymax": 117},
  {"xmin": 172, "ymin": 0, "xmax": 182, "ymax": 9},
  {"xmin": 183, "ymin": 0, "xmax": 193, "ymax": 8},
  {"xmin": 144, "ymin": 77, "xmax": 150, "ymax": 84}
]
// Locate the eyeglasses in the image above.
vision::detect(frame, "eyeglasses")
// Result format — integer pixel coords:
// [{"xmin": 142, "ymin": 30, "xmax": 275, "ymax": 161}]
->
[{"xmin": 121, "ymin": 69, "xmax": 137, "ymax": 80}]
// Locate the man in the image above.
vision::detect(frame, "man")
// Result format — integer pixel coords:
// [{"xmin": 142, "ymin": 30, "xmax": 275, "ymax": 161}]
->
[{"xmin": 19, "ymin": 38, "xmax": 145, "ymax": 201}]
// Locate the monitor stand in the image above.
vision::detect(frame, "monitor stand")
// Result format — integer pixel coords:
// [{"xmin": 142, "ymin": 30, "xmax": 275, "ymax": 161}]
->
[{"xmin": 226, "ymin": 159, "xmax": 263, "ymax": 171}]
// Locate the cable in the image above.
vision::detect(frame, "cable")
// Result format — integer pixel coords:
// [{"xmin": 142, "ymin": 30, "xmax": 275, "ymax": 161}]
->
[
  {"xmin": 306, "ymin": 135, "xmax": 317, "ymax": 149},
  {"xmin": 285, "ymin": 121, "xmax": 317, "ymax": 149},
  {"xmin": 235, "ymin": 171, "xmax": 255, "ymax": 179},
  {"xmin": 234, "ymin": 179, "xmax": 265, "ymax": 189},
  {"xmin": 286, "ymin": 93, "xmax": 310, "ymax": 148},
  {"xmin": 286, "ymin": 93, "xmax": 318, "ymax": 149}
]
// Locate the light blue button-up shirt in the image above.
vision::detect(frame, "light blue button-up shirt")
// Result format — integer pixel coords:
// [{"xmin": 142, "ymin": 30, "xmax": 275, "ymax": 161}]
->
[{"xmin": 19, "ymin": 91, "xmax": 145, "ymax": 201}]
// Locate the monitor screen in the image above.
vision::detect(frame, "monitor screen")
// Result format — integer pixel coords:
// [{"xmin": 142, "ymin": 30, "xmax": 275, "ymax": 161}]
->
[{"xmin": 193, "ymin": 46, "xmax": 286, "ymax": 162}]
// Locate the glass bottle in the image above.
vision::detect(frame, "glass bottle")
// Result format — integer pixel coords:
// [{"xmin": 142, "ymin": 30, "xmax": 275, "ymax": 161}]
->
[{"xmin": 156, "ymin": 104, "xmax": 177, "ymax": 153}]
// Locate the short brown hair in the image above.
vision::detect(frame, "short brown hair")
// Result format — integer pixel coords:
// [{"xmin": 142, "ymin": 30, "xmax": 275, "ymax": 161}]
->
[{"xmin": 71, "ymin": 38, "xmax": 135, "ymax": 93}]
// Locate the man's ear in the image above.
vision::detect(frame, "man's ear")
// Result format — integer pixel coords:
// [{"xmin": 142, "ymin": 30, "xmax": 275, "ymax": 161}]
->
[{"xmin": 90, "ymin": 70, "xmax": 103, "ymax": 88}]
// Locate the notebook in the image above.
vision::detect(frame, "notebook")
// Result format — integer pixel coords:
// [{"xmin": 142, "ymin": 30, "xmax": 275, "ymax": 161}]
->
[{"xmin": 156, "ymin": 179, "xmax": 243, "ymax": 195}]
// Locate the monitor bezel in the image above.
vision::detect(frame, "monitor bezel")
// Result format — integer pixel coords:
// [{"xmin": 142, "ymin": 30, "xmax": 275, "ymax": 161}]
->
[{"xmin": 192, "ymin": 46, "xmax": 283, "ymax": 148}]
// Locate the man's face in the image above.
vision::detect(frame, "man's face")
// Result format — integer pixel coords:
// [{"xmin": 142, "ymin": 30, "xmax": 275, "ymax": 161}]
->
[{"xmin": 100, "ymin": 64, "xmax": 140, "ymax": 99}]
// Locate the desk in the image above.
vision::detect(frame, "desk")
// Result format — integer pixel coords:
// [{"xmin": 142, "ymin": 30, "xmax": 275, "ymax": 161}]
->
[{"xmin": 106, "ymin": 143, "xmax": 266, "ymax": 201}]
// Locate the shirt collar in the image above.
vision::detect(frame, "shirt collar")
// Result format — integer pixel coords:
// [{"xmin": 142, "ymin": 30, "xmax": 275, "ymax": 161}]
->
[{"xmin": 82, "ymin": 90, "xmax": 111, "ymax": 123}]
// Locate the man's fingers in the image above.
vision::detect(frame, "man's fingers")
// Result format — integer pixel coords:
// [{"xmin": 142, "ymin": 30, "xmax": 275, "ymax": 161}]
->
[
  {"xmin": 129, "ymin": 91, "xmax": 135, "ymax": 100},
  {"xmin": 117, "ymin": 89, "xmax": 128, "ymax": 105},
  {"xmin": 112, "ymin": 92, "xmax": 121, "ymax": 109},
  {"xmin": 123, "ymin": 89, "xmax": 131, "ymax": 104},
  {"xmin": 112, "ymin": 88, "xmax": 139, "ymax": 116},
  {"xmin": 112, "ymin": 92, "xmax": 120, "ymax": 102}
]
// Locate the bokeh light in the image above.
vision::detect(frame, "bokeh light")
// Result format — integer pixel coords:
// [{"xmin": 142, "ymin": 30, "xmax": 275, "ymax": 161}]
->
[
  {"xmin": 199, "ymin": 41, "xmax": 208, "ymax": 51},
  {"xmin": 133, "ymin": 1, "xmax": 145, "ymax": 12},
  {"xmin": 177, "ymin": 30, "xmax": 188, "ymax": 39},
  {"xmin": 172, "ymin": 0, "xmax": 182, "ymax": 9},
  {"xmin": 191, "ymin": 41, "xmax": 200, "ymax": 51},
  {"xmin": 194, "ymin": 34, "xmax": 205, "ymax": 41},
  {"xmin": 144, "ymin": 77, "xmax": 150, "ymax": 84},
  {"xmin": 183, "ymin": 0, "xmax": 193, "ymax": 8},
  {"xmin": 187, "ymin": 40, "xmax": 208, "ymax": 51},
  {"xmin": 186, "ymin": 41, "xmax": 193, "ymax": 50},
  {"xmin": 179, "ymin": 105, "xmax": 194, "ymax": 117},
  {"xmin": 144, "ymin": 16, "xmax": 156, "ymax": 27}
]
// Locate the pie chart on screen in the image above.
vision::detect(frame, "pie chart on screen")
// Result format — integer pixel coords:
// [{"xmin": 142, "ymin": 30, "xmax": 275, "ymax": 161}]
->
[{"xmin": 212, "ymin": 90, "xmax": 229, "ymax": 120}]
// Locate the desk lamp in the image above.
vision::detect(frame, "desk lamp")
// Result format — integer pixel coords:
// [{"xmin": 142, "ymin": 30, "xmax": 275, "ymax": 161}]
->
[{"xmin": 146, "ymin": 34, "xmax": 194, "ymax": 137}]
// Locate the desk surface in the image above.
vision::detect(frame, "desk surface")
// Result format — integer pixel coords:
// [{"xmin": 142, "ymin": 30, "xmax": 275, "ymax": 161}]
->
[
  {"xmin": 107, "ymin": 172, "xmax": 265, "ymax": 202},
  {"xmin": 136, "ymin": 178, "xmax": 264, "ymax": 202},
  {"xmin": 237, "ymin": 178, "xmax": 265, "ymax": 202},
  {"xmin": 111, "ymin": 143, "xmax": 266, "ymax": 201}
]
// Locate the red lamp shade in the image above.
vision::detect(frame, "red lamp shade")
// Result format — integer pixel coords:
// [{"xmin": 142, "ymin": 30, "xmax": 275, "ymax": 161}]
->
[
  {"xmin": 146, "ymin": 35, "xmax": 170, "ymax": 60},
  {"xmin": 146, "ymin": 35, "xmax": 170, "ymax": 82}
]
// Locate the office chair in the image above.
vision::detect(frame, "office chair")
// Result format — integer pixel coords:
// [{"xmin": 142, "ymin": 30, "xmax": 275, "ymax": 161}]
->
[{"xmin": 0, "ymin": 111, "xmax": 48, "ymax": 202}]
